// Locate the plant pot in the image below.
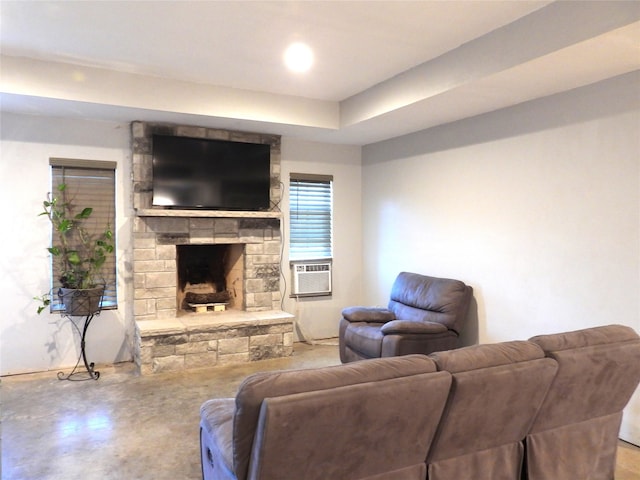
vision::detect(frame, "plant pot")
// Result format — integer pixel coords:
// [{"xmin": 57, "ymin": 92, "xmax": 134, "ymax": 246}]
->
[{"xmin": 58, "ymin": 286, "xmax": 104, "ymax": 316}]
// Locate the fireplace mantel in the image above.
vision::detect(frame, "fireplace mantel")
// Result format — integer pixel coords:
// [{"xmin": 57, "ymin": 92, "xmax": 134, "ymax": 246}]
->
[{"xmin": 136, "ymin": 208, "xmax": 281, "ymax": 219}]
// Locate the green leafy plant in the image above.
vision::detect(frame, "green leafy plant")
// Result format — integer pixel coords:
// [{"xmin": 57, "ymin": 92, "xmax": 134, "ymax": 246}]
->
[{"xmin": 35, "ymin": 183, "xmax": 114, "ymax": 314}]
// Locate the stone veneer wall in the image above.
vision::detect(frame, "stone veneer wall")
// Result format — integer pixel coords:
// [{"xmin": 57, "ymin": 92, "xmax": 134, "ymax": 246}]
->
[
  {"xmin": 131, "ymin": 121, "xmax": 282, "ymax": 212},
  {"xmin": 130, "ymin": 122, "xmax": 294, "ymax": 374},
  {"xmin": 132, "ymin": 216, "xmax": 282, "ymax": 318},
  {"xmin": 130, "ymin": 121, "xmax": 283, "ymax": 319}
]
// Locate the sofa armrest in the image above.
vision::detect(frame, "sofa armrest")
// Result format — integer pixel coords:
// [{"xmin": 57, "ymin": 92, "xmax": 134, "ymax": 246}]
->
[
  {"xmin": 341, "ymin": 306, "xmax": 396, "ymax": 323},
  {"xmin": 200, "ymin": 398, "xmax": 236, "ymax": 478},
  {"xmin": 380, "ymin": 320, "xmax": 448, "ymax": 335}
]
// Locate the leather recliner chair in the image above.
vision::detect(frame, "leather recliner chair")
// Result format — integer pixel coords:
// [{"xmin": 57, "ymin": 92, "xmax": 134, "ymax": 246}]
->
[{"xmin": 339, "ymin": 271, "xmax": 473, "ymax": 363}]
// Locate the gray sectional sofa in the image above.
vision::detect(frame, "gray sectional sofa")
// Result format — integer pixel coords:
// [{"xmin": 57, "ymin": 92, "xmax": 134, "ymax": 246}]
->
[{"xmin": 200, "ymin": 324, "xmax": 640, "ymax": 480}]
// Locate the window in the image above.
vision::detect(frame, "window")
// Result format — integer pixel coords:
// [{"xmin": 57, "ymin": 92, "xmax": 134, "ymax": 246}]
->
[
  {"xmin": 49, "ymin": 159, "xmax": 117, "ymax": 310},
  {"xmin": 289, "ymin": 173, "xmax": 333, "ymax": 260}
]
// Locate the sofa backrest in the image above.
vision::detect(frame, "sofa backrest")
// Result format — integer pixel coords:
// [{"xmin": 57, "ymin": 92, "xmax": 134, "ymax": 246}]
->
[
  {"xmin": 387, "ymin": 271, "xmax": 472, "ymax": 335},
  {"xmin": 426, "ymin": 341, "xmax": 558, "ymax": 479},
  {"xmin": 528, "ymin": 324, "xmax": 640, "ymax": 433},
  {"xmin": 232, "ymin": 354, "xmax": 446, "ymax": 480},
  {"xmin": 247, "ymin": 368, "xmax": 452, "ymax": 480},
  {"xmin": 524, "ymin": 325, "xmax": 640, "ymax": 480}
]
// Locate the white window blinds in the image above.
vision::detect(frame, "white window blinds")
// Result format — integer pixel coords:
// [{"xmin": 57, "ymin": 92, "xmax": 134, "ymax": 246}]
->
[
  {"xmin": 289, "ymin": 173, "xmax": 333, "ymax": 260},
  {"xmin": 50, "ymin": 159, "xmax": 117, "ymax": 311}
]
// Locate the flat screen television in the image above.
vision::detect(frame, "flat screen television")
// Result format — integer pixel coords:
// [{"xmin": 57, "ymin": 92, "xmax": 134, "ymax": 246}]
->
[{"xmin": 151, "ymin": 134, "xmax": 271, "ymax": 211}]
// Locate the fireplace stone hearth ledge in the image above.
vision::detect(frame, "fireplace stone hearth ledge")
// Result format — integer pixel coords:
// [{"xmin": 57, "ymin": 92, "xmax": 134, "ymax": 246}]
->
[{"xmin": 135, "ymin": 310, "xmax": 294, "ymax": 375}]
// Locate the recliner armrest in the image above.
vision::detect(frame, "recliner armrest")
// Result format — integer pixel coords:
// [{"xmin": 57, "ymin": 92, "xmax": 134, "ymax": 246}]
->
[
  {"xmin": 380, "ymin": 320, "xmax": 448, "ymax": 335},
  {"xmin": 342, "ymin": 306, "xmax": 396, "ymax": 323}
]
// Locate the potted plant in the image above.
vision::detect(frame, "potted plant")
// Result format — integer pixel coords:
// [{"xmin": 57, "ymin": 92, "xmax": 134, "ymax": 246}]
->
[{"xmin": 35, "ymin": 183, "xmax": 114, "ymax": 316}]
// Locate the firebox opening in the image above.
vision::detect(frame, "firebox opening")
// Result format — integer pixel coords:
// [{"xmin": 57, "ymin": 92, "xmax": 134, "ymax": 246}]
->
[{"xmin": 176, "ymin": 244, "xmax": 244, "ymax": 313}]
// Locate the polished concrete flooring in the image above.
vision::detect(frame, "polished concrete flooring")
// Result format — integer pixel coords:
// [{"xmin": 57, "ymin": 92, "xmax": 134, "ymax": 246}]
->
[{"xmin": 1, "ymin": 342, "xmax": 639, "ymax": 480}]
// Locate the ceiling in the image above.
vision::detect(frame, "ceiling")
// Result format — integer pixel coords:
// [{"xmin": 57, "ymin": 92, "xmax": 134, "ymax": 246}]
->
[{"xmin": 1, "ymin": 1, "xmax": 639, "ymax": 145}]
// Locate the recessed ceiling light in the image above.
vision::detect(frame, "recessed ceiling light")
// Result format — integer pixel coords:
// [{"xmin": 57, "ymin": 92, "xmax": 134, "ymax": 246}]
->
[{"xmin": 284, "ymin": 42, "xmax": 314, "ymax": 73}]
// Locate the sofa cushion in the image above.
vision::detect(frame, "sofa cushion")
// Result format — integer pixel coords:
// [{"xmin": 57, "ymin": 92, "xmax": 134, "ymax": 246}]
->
[
  {"xmin": 426, "ymin": 341, "xmax": 558, "ymax": 479},
  {"xmin": 429, "ymin": 340, "xmax": 545, "ymax": 373},
  {"xmin": 529, "ymin": 323, "xmax": 638, "ymax": 352},
  {"xmin": 528, "ymin": 324, "xmax": 640, "ymax": 432},
  {"xmin": 381, "ymin": 320, "xmax": 449, "ymax": 335},
  {"xmin": 387, "ymin": 272, "xmax": 471, "ymax": 334},
  {"xmin": 525, "ymin": 325, "xmax": 640, "ymax": 480},
  {"xmin": 341, "ymin": 306, "xmax": 395, "ymax": 322},
  {"xmin": 428, "ymin": 359, "xmax": 557, "ymax": 460},
  {"xmin": 343, "ymin": 322, "xmax": 385, "ymax": 358},
  {"xmin": 387, "ymin": 302, "xmax": 453, "ymax": 327},
  {"xmin": 232, "ymin": 354, "xmax": 439, "ymax": 480},
  {"xmin": 247, "ymin": 370, "xmax": 452, "ymax": 480}
]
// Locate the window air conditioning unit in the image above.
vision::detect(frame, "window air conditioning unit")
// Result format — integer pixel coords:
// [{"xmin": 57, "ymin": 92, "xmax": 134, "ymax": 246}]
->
[{"xmin": 291, "ymin": 262, "xmax": 332, "ymax": 296}]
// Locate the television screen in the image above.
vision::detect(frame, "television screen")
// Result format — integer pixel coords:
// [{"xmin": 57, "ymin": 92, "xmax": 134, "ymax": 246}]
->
[{"xmin": 152, "ymin": 134, "xmax": 271, "ymax": 211}]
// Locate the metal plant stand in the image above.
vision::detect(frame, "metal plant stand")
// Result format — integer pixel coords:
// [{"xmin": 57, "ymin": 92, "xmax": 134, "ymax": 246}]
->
[
  {"xmin": 57, "ymin": 312, "xmax": 100, "ymax": 381},
  {"xmin": 57, "ymin": 288, "xmax": 103, "ymax": 381}
]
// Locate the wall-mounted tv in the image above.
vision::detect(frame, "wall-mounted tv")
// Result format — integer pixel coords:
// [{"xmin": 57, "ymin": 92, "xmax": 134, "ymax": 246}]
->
[{"xmin": 151, "ymin": 134, "xmax": 271, "ymax": 211}]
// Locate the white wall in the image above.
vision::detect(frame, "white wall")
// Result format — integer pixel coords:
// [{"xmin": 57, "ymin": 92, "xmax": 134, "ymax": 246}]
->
[
  {"xmin": 361, "ymin": 72, "xmax": 640, "ymax": 444},
  {"xmin": 0, "ymin": 113, "xmax": 133, "ymax": 375},
  {"xmin": 0, "ymin": 116, "xmax": 361, "ymax": 374},
  {"xmin": 280, "ymin": 138, "xmax": 363, "ymax": 341}
]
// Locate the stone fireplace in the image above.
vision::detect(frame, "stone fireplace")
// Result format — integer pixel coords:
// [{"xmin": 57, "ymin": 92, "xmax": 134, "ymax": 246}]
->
[
  {"xmin": 132, "ymin": 215, "xmax": 282, "ymax": 318},
  {"xmin": 130, "ymin": 122, "xmax": 294, "ymax": 374}
]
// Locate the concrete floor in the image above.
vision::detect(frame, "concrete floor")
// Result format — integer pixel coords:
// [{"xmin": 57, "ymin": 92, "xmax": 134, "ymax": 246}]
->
[{"xmin": 1, "ymin": 342, "xmax": 639, "ymax": 480}]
